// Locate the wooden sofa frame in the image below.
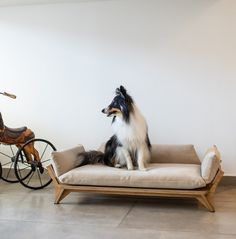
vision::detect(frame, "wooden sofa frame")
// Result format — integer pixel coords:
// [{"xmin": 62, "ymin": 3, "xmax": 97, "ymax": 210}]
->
[{"xmin": 47, "ymin": 164, "xmax": 224, "ymax": 212}]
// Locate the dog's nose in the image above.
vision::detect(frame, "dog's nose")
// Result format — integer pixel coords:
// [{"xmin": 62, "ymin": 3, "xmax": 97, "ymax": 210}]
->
[{"xmin": 101, "ymin": 108, "xmax": 106, "ymax": 113}]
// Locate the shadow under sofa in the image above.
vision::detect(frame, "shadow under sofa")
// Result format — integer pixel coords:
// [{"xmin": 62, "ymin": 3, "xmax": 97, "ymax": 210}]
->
[{"xmin": 47, "ymin": 144, "xmax": 224, "ymax": 212}]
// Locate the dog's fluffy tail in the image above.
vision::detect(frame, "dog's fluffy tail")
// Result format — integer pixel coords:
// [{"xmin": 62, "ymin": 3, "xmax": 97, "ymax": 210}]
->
[{"xmin": 76, "ymin": 150, "xmax": 105, "ymax": 167}]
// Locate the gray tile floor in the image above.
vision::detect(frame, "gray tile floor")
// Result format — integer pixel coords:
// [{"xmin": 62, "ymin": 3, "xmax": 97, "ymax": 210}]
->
[{"xmin": 0, "ymin": 181, "xmax": 236, "ymax": 239}]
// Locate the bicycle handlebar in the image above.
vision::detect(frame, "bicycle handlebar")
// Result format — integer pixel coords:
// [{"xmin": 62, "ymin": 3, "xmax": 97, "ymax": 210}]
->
[{"xmin": 0, "ymin": 92, "xmax": 17, "ymax": 99}]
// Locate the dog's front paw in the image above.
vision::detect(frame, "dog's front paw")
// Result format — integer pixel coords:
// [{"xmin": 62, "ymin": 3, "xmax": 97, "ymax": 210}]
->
[
  {"xmin": 115, "ymin": 164, "xmax": 122, "ymax": 168},
  {"xmin": 127, "ymin": 165, "xmax": 134, "ymax": 170},
  {"xmin": 139, "ymin": 167, "xmax": 147, "ymax": 171}
]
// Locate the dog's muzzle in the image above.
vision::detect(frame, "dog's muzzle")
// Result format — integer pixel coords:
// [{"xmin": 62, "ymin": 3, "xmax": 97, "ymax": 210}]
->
[
  {"xmin": 102, "ymin": 108, "xmax": 112, "ymax": 116},
  {"xmin": 102, "ymin": 107, "xmax": 118, "ymax": 117}
]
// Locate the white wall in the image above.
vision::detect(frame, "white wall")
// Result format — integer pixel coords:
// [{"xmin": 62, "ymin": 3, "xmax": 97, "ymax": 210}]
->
[{"xmin": 0, "ymin": 0, "xmax": 236, "ymax": 175}]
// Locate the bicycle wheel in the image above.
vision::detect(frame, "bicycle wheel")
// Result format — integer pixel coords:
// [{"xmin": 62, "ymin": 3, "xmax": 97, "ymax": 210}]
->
[
  {"xmin": 0, "ymin": 144, "xmax": 21, "ymax": 183},
  {"xmin": 0, "ymin": 162, "xmax": 2, "ymax": 178},
  {"xmin": 14, "ymin": 138, "xmax": 56, "ymax": 190}
]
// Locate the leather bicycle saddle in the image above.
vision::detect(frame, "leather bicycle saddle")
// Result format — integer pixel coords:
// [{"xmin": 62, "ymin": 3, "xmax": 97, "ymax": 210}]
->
[
  {"xmin": 0, "ymin": 112, "xmax": 35, "ymax": 145},
  {"xmin": 0, "ymin": 126, "xmax": 35, "ymax": 145}
]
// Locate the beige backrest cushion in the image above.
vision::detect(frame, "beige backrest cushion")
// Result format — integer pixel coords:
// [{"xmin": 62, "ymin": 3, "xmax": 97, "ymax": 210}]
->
[
  {"xmin": 151, "ymin": 144, "xmax": 201, "ymax": 164},
  {"xmin": 201, "ymin": 145, "xmax": 221, "ymax": 184},
  {"xmin": 51, "ymin": 145, "xmax": 85, "ymax": 177},
  {"xmin": 99, "ymin": 143, "xmax": 200, "ymax": 164}
]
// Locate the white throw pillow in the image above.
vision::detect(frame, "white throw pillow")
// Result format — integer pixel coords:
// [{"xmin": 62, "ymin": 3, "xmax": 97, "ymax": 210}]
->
[
  {"xmin": 51, "ymin": 145, "xmax": 85, "ymax": 177},
  {"xmin": 201, "ymin": 145, "xmax": 221, "ymax": 184}
]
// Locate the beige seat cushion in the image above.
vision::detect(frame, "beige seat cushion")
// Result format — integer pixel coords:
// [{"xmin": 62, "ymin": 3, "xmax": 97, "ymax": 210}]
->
[
  {"xmin": 58, "ymin": 163, "xmax": 206, "ymax": 189},
  {"xmin": 201, "ymin": 145, "xmax": 221, "ymax": 184},
  {"xmin": 151, "ymin": 144, "xmax": 201, "ymax": 164},
  {"xmin": 51, "ymin": 145, "xmax": 85, "ymax": 177}
]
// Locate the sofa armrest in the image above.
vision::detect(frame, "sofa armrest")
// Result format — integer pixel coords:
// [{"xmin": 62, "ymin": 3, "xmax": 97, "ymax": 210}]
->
[
  {"xmin": 201, "ymin": 145, "xmax": 221, "ymax": 184},
  {"xmin": 51, "ymin": 145, "xmax": 85, "ymax": 177}
]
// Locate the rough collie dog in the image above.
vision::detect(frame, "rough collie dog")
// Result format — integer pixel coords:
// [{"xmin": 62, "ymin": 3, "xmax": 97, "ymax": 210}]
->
[
  {"xmin": 101, "ymin": 85, "xmax": 151, "ymax": 170},
  {"xmin": 77, "ymin": 86, "xmax": 151, "ymax": 170}
]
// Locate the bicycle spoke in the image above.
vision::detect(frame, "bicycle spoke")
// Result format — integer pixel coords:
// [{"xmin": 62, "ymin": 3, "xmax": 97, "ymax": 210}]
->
[
  {"xmin": 40, "ymin": 143, "xmax": 49, "ymax": 161},
  {"xmin": 26, "ymin": 170, "xmax": 35, "ymax": 185},
  {"xmin": 6, "ymin": 162, "xmax": 13, "ymax": 179},
  {"xmin": 23, "ymin": 162, "xmax": 30, "ymax": 167},
  {"xmin": 10, "ymin": 145, "xmax": 15, "ymax": 156},
  {"xmin": 0, "ymin": 152, "xmax": 12, "ymax": 158},
  {"xmin": 17, "ymin": 163, "xmax": 23, "ymax": 179},
  {"xmin": 18, "ymin": 165, "xmax": 32, "ymax": 171},
  {"xmin": 37, "ymin": 169, "xmax": 43, "ymax": 186},
  {"xmin": 2, "ymin": 161, "xmax": 13, "ymax": 167},
  {"xmin": 41, "ymin": 158, "xmax": 51, "ymax": 164}
]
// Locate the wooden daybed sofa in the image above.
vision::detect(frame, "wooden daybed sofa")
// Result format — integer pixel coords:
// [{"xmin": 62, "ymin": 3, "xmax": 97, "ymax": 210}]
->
[{"xmin": 47, "ymin": 144, "xmax": 224, "ymax": 212}]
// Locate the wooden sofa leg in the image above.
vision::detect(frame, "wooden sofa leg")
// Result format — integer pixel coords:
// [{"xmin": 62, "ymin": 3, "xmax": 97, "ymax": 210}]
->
[
  {"xmin": 47, "ymin": 165, "xmax": 71, "ymax": 204},
  {"xmin": 197, "ymin": 169, "xmax": 224, "ymax": 212},
  {"xmin": 55, "ymin": 186, "xmax": 70, "ymax": 204},
  {"xmin": 197, "ymin": 195, "xmax": 215, "ymax": 212},
  {"xmin": 204, "ymin": 169, "xmax": 224, "ymax": 212},
  {"xmin": 203, "ymin": 195, "xmax": 215, "ymax": 212}
]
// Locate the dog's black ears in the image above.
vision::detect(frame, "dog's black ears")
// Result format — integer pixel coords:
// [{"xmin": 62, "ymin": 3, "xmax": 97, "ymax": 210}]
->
[
  {"xmin": 115, "ymin": 85, "xmax": 134, "ymax": 105},
  {"xmin": 116, "ymin": 85, "xmax": 127, "ymax": 98}
]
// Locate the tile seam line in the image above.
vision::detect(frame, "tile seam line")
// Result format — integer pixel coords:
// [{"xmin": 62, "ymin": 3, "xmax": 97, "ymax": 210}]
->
[
  {"xmin": 0, "ymin": 218, "xmax": 236, "ymax": 236},
  {"xmin": 116, "ymin": 199, "xmax": 138, "ymax": 228}
]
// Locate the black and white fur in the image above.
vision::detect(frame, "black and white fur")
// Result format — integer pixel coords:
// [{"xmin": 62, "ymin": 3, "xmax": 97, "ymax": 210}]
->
[
  {"xmin": 77, "ymin": 86, "xmax": 151, "ymax": 170},
  {"xmin": 102, "ymin": 86, "xmax": 151, "ymax": 170}
]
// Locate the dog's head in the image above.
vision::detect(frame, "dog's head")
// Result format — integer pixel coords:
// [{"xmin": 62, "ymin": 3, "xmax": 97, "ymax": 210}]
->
[{"xmin": 102, "ymin": 85, "xmax": 134, "ymax": 122}]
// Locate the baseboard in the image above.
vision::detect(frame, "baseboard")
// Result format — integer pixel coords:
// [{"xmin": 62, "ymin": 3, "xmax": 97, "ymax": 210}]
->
[{"xmin": 220, "ymin": 176, "xmax": 236, "ymax": 186}]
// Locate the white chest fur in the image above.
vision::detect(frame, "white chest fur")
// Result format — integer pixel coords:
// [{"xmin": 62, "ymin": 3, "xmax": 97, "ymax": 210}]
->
[{"xmin": 112, "ymin": 105, "xmax": 147, "ymax": 150}]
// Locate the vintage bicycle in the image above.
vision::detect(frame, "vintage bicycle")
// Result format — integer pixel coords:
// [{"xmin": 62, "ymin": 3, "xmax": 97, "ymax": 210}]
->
[{"xmin": 0, "ymin": 91, "xmax": 56, "ymax": 189}]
